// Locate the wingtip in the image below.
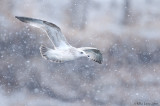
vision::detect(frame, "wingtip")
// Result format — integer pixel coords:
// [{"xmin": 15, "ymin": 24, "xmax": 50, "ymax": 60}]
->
[
  {"xmin": 15, "ymin": 16, "xmax": 21, "ymax": 20},
  {"xmin": 99, "ymin": 61, "xmax": 102, "ymax": 64},
  {"xmin": 97, "ymin": 60, "xmax": 102, "ymax": 64},
  {"xmin": 15, "ymin": 16, "xmax": 27, "ymax": 23}
]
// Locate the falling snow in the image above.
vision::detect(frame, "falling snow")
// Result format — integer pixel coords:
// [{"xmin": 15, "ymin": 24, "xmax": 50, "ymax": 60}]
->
[{"xmin": 0, "ymin": 0, "xmax": 160, "ymax": 106}]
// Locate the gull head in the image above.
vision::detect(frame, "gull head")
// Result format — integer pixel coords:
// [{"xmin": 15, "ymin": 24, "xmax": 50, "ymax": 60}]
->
[{"xmin": 76, "ymin": 48, "xmax": 88, "ymax": 58}]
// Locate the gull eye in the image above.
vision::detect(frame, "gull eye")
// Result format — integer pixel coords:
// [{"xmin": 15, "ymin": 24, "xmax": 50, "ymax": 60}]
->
[
  {"xmin": 80, "ymin": 52, "xmax": 83, "ymax": 54},
  {"xmin": 88, "ymin": 55, "xmax": 90, "ymax": 57}
]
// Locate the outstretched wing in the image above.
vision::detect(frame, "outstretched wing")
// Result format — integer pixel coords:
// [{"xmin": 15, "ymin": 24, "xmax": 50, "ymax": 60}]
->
[
  {"xmin": 15, "ymin": 16, "xmax": 70, "ymax": 49},
  {"xmin": 80, "ymin": 47, "xmax": 103, "ymax": 64}
]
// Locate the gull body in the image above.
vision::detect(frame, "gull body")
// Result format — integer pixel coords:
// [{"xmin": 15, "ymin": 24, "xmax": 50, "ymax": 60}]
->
[{"xmin": 41, "ymin": 46, "xmax": 87, "ymax": 62}]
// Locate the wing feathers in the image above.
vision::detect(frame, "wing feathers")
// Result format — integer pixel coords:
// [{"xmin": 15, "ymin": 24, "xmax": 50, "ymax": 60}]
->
[
  {"xmin": 80, "ymin": 47, "xmax": 103, "ymax": 64},
  {"xmin": 43, "ymin": 21, "xmax": 61, "ymax": 30},
  {"xmin": 15, "ymin": 16, "xmax": 70, "ymax": 48}
]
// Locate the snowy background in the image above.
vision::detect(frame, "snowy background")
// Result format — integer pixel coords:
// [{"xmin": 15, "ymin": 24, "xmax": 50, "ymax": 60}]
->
[{"xmin": 0, "ymin": 0, "xmax": 160, "ymax": 106}]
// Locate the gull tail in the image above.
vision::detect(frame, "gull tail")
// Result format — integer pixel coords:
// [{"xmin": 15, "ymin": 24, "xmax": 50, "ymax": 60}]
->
[
  {"xmin": 39, "ymin": 45, "xmax": 62, "ymax": 63},
  {"xmin": 39, "ymin": 45, "xmax": 51, "ymax": 60}
]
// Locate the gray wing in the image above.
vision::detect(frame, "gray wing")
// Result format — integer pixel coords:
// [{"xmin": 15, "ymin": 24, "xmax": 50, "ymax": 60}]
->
[
  {"xmin": 80, "ymin": 47, "xmax": 103, "ymax": 64},
  {"xmin": 15, "ymin": 16, "xmax": 70, "ymax": 48}
]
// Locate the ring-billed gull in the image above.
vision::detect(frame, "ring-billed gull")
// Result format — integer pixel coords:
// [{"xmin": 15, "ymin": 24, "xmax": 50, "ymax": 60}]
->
[{"xmin": 15, "ymin": 16, "xmax": 102, "ymax": 64}]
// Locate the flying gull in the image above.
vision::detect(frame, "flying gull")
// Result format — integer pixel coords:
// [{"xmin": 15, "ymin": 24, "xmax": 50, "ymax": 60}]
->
[{"xmin": 15, "ymin": 16, "xmax": 103, "ymax": 64}]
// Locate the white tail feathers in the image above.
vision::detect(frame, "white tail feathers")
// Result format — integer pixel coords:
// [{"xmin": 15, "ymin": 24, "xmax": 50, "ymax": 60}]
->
[
  {"xmin": 39, "ymin": 45, "xmax": 62, "ymax": 63},
  {"xmin": 39, "ymin": 45, "xmax": 51, "ymax": 60}
]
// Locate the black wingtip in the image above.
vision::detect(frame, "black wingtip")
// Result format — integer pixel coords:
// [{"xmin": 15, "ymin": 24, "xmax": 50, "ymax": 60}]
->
[
  {"xmin": 15, "ymin": 16, "xmax": 21, "ymax": 21},
  {"xmin": 15, "ymin": 16, "xmax": 28, "ymax": 23},
  {"xmin": 97, "ymin": 60, "xmax": 102, "ymax": 64},
  {"xmin": 92, "ymin": 58, "xmax": 102, "ymax": 64},
  {"xmin": 15, "ymin": 16, "xmax": 21, "ymax": 20},
  {"xmin": 99, "ymin": 61, "xmax": 102, "ymax": 64}
]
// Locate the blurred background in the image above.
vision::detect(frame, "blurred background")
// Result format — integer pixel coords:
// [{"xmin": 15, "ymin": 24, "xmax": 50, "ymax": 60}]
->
[{"xmin": 0, "ymin": 0, "xmax": 160, "ymax": 106}]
